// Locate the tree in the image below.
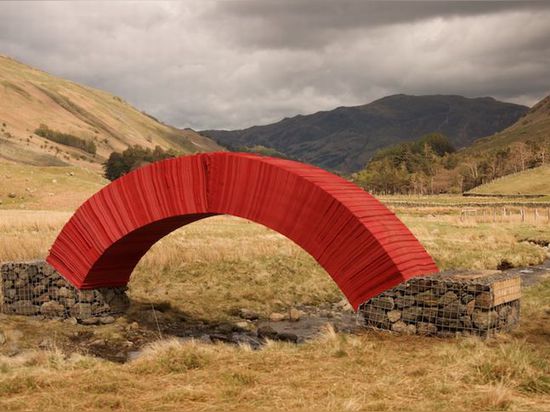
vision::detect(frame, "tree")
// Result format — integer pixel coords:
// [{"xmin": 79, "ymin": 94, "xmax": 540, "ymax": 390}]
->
[{"xmin": 103, "ymin": 145, "xmax": 178, "ymax": 181}]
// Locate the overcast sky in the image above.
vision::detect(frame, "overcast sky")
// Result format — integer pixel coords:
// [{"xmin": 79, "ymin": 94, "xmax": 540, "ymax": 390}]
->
[{"xmin": 0, "ymin": 1, "xmax": 549, "ymax": 130}]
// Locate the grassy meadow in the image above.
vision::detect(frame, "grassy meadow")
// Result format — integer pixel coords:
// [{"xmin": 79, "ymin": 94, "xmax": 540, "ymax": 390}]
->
[{"xmin": 1, "ymin": 171, "xmax": 550, "ymax": 411}]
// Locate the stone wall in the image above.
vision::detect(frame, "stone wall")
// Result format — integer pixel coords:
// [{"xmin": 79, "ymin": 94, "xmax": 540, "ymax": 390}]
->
[
  {"xmin": 360, "ymin": 271, "xmax": 521, "ymax": 337},
  {"xmin": 1, "ymin": 260, "xmax": 129, "ymax": 325}
]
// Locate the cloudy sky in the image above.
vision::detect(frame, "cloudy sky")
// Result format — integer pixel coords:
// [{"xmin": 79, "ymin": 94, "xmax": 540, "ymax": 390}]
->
[{"xmin": 0, "ymin": 1, "xmax": 549, "ymax": 130}]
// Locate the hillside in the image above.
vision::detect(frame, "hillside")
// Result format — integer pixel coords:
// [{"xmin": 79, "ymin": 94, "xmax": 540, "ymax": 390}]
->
[
  {"xmin": 464, "ymin": 95, "xmax": 550, "ymax": 154},
  {"xmin": 0, "ymin": 55, "xmax": 222, "ymax": 170},
  {"xmin": 201, "ymin": 94, "xmax": 528, "ymax": 172},
  {"xmin": 0, "ymin": 162, "xmax": 107, "ymax": 210},
  {"xmin": 468, "ymin": 164, "xmax": 550, "ymax": 196}
]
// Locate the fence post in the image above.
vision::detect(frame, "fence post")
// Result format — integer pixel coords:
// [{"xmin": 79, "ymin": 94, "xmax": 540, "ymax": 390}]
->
[{"xmin": 521, "ymin": 208, "xmax": 525, "ymax": 223}]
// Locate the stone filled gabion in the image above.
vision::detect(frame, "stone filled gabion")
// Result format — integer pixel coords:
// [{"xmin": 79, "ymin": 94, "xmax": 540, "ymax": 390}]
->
[
  {"xmin": 359, "ymin": 271, "xmax": 521, "ymax": 337},
  {"xmin": 1, "ymin": 260, "xmax": 129, "ymax": 324}
]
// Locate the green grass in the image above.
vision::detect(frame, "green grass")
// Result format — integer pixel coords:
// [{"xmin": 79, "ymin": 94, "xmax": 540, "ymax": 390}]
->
[{"xmin": 469, "ymin": 165, "xmax": 550, "ymax": 196}]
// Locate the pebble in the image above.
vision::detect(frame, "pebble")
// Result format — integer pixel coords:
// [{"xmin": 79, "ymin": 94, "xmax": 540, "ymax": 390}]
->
[
  {"xmin": 269, "ymin": 312, "xmax": 286, "ymax": 322},
  {"xmin": 289, "ymin": 308, "xmax": 304, "ymax": 321}
]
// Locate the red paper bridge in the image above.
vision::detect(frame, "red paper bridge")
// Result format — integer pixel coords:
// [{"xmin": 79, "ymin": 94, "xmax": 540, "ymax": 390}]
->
[{"xmin": 47, "ymin": 152, "xmax": 437, "ymax": 310}]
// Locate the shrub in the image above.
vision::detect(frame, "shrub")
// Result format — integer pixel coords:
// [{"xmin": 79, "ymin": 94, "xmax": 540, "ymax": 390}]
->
[{"xmin": 34, "ymin": 124, "xmax": 96, "ymax": 155}]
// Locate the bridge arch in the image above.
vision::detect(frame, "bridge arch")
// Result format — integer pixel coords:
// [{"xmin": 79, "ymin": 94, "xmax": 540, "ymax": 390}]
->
[{"xmin": 47, "ymin": 152, "xmax": 437, "ymax": 309}]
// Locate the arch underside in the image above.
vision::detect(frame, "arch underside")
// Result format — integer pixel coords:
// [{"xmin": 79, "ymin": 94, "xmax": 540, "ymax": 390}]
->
[{"xmin": 47, "ymin": 152, "xmax": 438, "ymax": 310}]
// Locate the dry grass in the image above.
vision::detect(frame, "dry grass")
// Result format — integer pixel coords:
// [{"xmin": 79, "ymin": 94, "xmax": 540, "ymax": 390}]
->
[
  {"xmin": 0, "ymin": 197, "xmax": 549, "ymax": 411},
  {"xmin": 0, "ymin": 308, "xmax": 549, "ymax": 412}
]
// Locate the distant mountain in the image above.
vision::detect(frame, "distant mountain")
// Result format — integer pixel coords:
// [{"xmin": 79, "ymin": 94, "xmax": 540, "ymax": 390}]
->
[
  {"xmin": 0, "ymin": 55, "xmax": 222, "ymax": 170},
  {"xmin": 201, "ymin": 94, "xmax": 528, "ymax": 172}
]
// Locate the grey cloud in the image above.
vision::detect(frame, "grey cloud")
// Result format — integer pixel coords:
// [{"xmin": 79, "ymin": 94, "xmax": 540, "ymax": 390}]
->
[
  {"xmin": 209, "ymin": 0, "xmax": 550, "ymax": 49},
  {"xmin": 0, "ymin": 1, "xmax": 548, "ymax": 130}
]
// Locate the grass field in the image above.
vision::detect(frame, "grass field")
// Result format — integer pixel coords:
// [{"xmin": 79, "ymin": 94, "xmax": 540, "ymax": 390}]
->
[
  {"xmin": 469, "ymin": 165, "xmax": 550, "ymax": 196},
  {"xmin": 0, "ymin": 194, "xmax": 550, "ymax": 411},
  {"xmin": 0, "ymin": 163, "xmax": 106, "ymax": 210}
]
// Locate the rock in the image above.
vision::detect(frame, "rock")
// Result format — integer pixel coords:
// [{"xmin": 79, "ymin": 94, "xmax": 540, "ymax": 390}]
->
[
  {"xmin": 32, "ymin": 284, "xmax": 47, "ymax": 295},
  {"xmin": 391, "ymin": 320, "xmax": 409, "ymax": 333},
  {"xmin": 99, "ymin": 316, "xmax": 115, "ymax": 325},
  {"xmin": 92, "ymin": 304, "xmax": 110, "ymax": 316},
  {"xmin": 62, "ymin": 298, "xmax": 76, "ymax": 307},
  {"xmin": 439, "ymin": 318, "xmax": 461, "ymax": 328},
  {"xmin": 438, "ymin": 291, "xmax": 458, "ymax": 306},
  {"xmin": 235, "ymin": 321, "xmax": 253, "ymax": 330},
  {"xmin": 78, "ymin": 290, "xmax": 95, "ymax": 303},
  {"xmin": 475, "ymin": 292, "xmax": 493, "ymax": 309},
  {"xmin": 257, "ymin": 325, "xmax": 278, "ymax": 340},
  {"xmin": 127, "ymin": 322, "xmax": 140, "ymax": 332},
  {"xmin": 209, "ymin": 334, "xmax": 234, "ymax": 343},
  {"xmin": 421, "ymin": 307, "xmax": 438, "ymax": 321},
  {"xmin": 40, "ymin": 301, "xmax": 65, "ymax": 317},
  {"xmin": 363, "ymin": 305, "xmax": 389, "ymax": 326},
  {"xmin": 402, "ymin": 306, "xmax": 422, "ymax": 322},
  {"xmin": 465, "ymin": 299, "xmax": 475, "ymax": 315},
  {"xmin": 460, "ymin": 315, "xmax": 473, "ymax": 329},
  {"xmin": 277, "ymin": 332, "xmax": 298, "ymax": 343},
  {"xmin": 56, "ymin": 279, "xmax": 69, "ymax": 288},
  {"xmin": 394, "ymin": 295, "xmax": 415, "ymax": 308},
  {"xmin": 89, "ymin": 338, "xmax": 106, "ymax": 347},
  {"xmin": 462, "ymin": 294, "xmax": 475, "ymax": 304},
  {"xmin": 0, "ymin": 331, "xmax": 6, "ymax": 345},
  {"xmin": 12, "ymin": 300, "xmax": 39, "ymax": 315},
  {"xmin": 288, "ymin": 308, "xmax": 304, "ymax": 321},
  {"xmin": 437, "ymin": 331, "xmax": 458, "ymax": 338},
  {"xmin": 4, "ymin": 289, "xmax": 16, "ymax": 299},
  {"xmin": 64, "ymin": 317, "xmax": 78, "ymax": 325},
  {"xmin": 319, "ymin": 310, "xmax": 333, "ymax": 318},
  {"xmin": 80, "ymin": 317, "xmax": 99, "ymax": 325},
  {"xmin": 415, "ymin": 291, "xmax": 439, "ymax": 306},
  {"xmin": 406, "ymin": 324, "xmax": 417, "ymax": 334},
  {"xmin": 387, "ymin": 310, "xmax": 401, "ymax": 322},
  {"xmin": 269, "ymin": 312, "xmax": 286, "ymax": 322},
  {"xmin": 417, "ymin": 322, "xmax": 438, "ymax": 336},
  {"xmin": 439, "ymin": 302, "xmax": 466, "ymax": 319},
  {"xmin": 70, "ymin": 303, "xmax": 92, "ymax": 319},
  {"xmin": 472, "ymin": 310, "xmax": 498, "ymax": 329},
  {"xmin": 57, "ymin": 286, "xmax": 72, "ymax": 298},
  {"xmin": 370, "ymin": 296, "xmax": 395, "ymax": 310},
  {"xmin": 8, "ymin": 192, "xmax": 16, "ymax": 198},
  {"xmin": 238, "ymin": 308, "xmax": 260, "ymax": 321}
]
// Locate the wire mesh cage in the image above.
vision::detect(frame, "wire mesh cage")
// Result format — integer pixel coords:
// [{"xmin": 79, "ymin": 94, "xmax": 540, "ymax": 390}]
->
[
  {"xmin": 1, "ymin": 260, "xmax": 129, "ymax": 323},
  {"xmin": 359, "ymin": 271, "xmax": 521, "ymax": 337}
]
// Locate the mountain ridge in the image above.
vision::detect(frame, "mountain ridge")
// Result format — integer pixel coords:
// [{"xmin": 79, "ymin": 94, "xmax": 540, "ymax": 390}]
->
[{"xmin": 201, "ymin": 94, "xmax": 528, "ymax": 172}]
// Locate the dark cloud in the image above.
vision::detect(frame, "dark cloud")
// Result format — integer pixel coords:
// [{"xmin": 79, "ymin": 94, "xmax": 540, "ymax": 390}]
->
[
  {"xmin": 0, "ymin": 1, "xmax": 548, "ymax": 130},
  {"xmin": 211, "ymin": 0, "xmax": 550, "ymax": 49}
]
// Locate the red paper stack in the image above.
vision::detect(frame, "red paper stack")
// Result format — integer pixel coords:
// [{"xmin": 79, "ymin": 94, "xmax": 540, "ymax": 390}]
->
[{"xmin": 47, "ymin": 152, "xmax": 437, "ymax": 310}]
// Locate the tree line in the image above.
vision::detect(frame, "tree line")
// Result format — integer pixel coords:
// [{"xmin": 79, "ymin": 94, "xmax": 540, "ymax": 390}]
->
[{"xmin": 352, "ymin": 133, "xmax": 550, "ymax": 194}]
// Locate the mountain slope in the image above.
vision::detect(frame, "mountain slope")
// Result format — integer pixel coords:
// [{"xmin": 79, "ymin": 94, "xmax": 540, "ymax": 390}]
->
[
  {"xmin": 201, "ymin": 94, "xmax": 528, "ymax": 172},
  {"xmin": 464, "ymin": 95, "xmax": 550, "ymax": 154},
  {"xmin": 0, "ymin": 55, "xmax": 222, "ymax": 169}
]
